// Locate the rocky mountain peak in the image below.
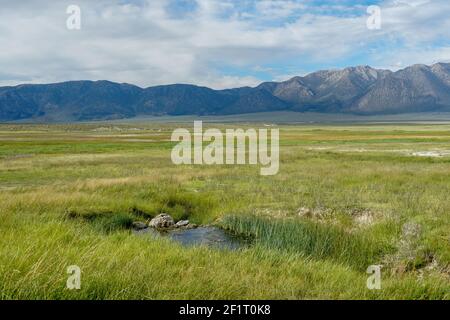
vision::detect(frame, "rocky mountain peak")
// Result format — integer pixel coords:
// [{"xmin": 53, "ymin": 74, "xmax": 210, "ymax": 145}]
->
[{"xmin": 1, "ymin": 62, "xmax": 450, "ymax": 121}]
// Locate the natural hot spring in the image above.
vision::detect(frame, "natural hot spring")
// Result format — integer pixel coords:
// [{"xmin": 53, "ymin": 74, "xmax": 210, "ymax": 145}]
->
[{"xmin": 134, "ymin": 226, "xmax": 249, "ymax": 250}]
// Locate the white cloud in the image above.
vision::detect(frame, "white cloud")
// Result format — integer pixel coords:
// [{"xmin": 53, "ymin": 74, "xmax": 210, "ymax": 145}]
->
[
  {"xmin": 202, "ymin": 75, "xmax": 262, "ymax": 89},
  {"xmin": 255, "ymin": 0, "xmax": 306, "ymax": 19},
  {"xmin": 0, "ymin": 0, "xmax": 448, "ymax": 89}
]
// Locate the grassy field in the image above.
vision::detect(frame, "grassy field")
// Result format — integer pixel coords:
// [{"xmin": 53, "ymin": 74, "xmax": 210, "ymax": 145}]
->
[{"xmin": 0, "ymin": 121, "xmax": 449, "ymax": 299}]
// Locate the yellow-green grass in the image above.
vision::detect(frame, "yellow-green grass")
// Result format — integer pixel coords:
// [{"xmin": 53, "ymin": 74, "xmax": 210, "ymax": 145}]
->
[{"xmin": 0, "ymin": 123, "xmax": 449, "ymax": 299}]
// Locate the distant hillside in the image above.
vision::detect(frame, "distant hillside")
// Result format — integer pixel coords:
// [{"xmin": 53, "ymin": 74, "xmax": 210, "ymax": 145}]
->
[{"xmin": 1, "ymin": 63, "xmax": 450, "ymax": 122}]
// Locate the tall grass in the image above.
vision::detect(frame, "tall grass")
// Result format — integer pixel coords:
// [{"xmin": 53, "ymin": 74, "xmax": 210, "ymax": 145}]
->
[
  {"xmin": 0, "ymin": 123, "xmax": 449, "ymax": 299},
  {"xmin": 221, "ymin": 215, "xmax": 387, "ymax": 270}
]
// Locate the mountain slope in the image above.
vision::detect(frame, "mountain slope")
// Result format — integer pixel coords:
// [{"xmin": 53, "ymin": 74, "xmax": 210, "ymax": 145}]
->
[
  {"xmin": 1, "ymin": 63, "xmax": 450, "ymax": 122},
  {"xmin": 351, "ymin": 64, "xmax": 450, "ymax": 114},
  {"xmin": 0, "ymin": 81, "xmax": 142, "ymax": 121}
]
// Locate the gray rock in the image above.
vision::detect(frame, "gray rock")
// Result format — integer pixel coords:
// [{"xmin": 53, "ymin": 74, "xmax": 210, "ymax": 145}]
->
[
  {"xmin": 132, "ymin": 221, "xmax": 148, "ymax": 230},
  {"xmin": 175, "ymin": 220, "xmax": 190, "ymax": 228},
  {"xmin": 149, "ymin": 214, "xmax": 175, "ymax": 229}
]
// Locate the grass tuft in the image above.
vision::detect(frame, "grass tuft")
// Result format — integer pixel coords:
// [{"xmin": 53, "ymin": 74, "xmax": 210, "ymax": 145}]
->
[{"xmin": 221, "ymin": 215, "xmax": 389, "ymax": 271}]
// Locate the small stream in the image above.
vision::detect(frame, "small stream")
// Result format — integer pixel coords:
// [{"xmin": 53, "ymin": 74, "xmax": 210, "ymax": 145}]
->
[{"xmin": 135, "ymin": 226, "xmax": 248, "ymax": 250}]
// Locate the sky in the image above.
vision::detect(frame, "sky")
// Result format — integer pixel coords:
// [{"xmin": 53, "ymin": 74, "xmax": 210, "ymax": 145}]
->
[{"xmin": 0, "ymin": 0, "xmax": 449, "ymax": 89}]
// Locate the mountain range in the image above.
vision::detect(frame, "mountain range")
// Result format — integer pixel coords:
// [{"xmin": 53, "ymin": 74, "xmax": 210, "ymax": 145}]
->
[{"xmin": 1, "ymin": 62, "xmax": 450, "ymax": 122}]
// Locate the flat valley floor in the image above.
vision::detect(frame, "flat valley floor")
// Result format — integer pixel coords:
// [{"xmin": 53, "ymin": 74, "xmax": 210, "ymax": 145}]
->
[{"xmin": 0, "ymin": 121, "xmax": 449, "ymax": 299}]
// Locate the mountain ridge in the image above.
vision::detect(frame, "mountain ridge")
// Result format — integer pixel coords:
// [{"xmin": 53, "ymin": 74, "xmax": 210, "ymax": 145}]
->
[{"xmin": 1, "ymin": 62, "xmax": 450, "ymax": 122}]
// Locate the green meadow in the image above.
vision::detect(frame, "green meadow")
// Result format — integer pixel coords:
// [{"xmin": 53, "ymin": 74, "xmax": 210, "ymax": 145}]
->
[{"xmin": 0, "ymin": 121, "xmax": 449, "ymax": 299}]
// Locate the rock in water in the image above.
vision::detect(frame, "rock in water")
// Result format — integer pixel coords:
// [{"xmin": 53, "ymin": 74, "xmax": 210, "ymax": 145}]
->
[
  {"xmin": 132, "ymin": 221, "xmax": 148, "ymax": 230},
  {"xmin": 175, "ymin": 220, "xmax": 190, "ymax": 228},
  {"xmin": 149, "ymin": 214, "xmax": 175, "ymax": 229}
]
